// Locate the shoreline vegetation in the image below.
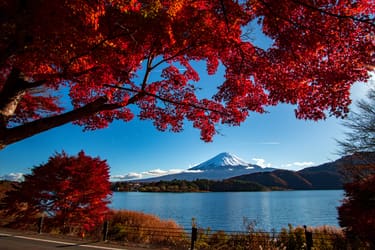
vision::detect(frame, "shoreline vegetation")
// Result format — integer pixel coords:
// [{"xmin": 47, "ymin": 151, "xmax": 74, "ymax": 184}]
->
[{"xmin": 111, "ymin": 179, "xmax": 343, "ymax": 192}]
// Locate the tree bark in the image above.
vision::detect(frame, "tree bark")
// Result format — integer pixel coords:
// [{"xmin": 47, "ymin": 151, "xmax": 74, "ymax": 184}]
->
[
  {"xmin": 0, "ymin": 69, "xmax": 46, "ymax": 128},
  {"xmin": 0, "ymin": 96, "xmax": 123, "ymax": 149}
]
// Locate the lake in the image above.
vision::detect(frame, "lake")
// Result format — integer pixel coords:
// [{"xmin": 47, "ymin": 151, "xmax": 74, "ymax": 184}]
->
[{"xmin": 110, "ymin": 190, "xmax": 344, "ymax": 232}]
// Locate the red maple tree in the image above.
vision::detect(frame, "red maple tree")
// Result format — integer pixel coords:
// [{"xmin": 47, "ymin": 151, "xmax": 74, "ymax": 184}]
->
[
  {"xmin": 0, "ymin": 0, "xmax": 373, "ymax": 148},
  {"xmin": 4, "ymin": 151, "xmax": 111, "ymax": 232},
  {"xmin": 338, "ymin": 173, "xmax": 375, "ymax": 248}
]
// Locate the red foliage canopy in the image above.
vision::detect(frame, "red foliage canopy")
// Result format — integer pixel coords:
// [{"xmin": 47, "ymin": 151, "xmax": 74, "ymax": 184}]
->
[
  {"xmin": 0, "ymin": 0, "xmax": 374, "ymax": 148},
  {"xmin": 4, "ymin": 151, "xmax": 111, "ymax": 232}
]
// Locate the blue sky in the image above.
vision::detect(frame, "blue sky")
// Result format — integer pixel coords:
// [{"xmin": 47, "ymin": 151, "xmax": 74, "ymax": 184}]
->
[{"xmin": 0, "ymin": 76, "xmax": 372, "ymax": 181}]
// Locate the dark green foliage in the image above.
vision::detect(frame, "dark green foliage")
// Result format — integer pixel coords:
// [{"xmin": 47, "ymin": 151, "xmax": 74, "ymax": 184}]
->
[
  {"xmin": 208, "ymin": 179, "xmax": 266, "ymax": 192},
  {"xmin": 111, "ymin": 179, "xmax": 268, "ymax": 192}
]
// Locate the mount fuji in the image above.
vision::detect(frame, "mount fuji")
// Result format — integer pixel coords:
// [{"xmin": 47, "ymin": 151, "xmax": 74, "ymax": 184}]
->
[
  {"xmin": 139, "ymin": 152, "xmax": 275, "ymax": 182},
  {"xmin": 190, "ymin": 152, "xmax": 254, "ymax": 171}
]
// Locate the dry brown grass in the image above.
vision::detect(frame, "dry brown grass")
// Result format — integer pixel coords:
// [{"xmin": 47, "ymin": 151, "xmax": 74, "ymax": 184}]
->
[{"xmin": 106, "ymin": 209, "xmax": 188, "ymax": 248}]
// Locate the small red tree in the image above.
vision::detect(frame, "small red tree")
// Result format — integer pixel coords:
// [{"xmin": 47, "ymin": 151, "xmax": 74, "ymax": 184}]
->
[
  {"xmin": 338, "ymin": 173, "xmax": 375, "ymax": 248},
  {"xmin": 4, "ymin": 151, "xmax": 112, "ymax": 232},
  {"xmin": 0, "ymin": 0, "xmax": 374, "ymax": 149}
]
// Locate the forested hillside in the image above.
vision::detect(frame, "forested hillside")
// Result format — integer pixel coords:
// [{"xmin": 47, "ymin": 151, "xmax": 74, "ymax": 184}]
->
[{"xmin": 112, "ymin": 152, "xmax": 375, "ymax": 192}]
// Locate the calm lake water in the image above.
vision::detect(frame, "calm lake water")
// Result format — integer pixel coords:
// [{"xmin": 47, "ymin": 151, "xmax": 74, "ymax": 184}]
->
[{"xmin": 110, "ymin": 190, "xmax": 344, "ymax": 232}]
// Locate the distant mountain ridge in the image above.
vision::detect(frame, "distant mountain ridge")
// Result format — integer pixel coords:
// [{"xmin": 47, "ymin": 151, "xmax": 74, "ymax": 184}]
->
[
  {"xmin": 134, "ymin": 151, "xmax": 375, "ymax": 189},
  {"xmin": 138, "ymin": 152, "xmax": 275, "ymax": 182},
  {"xmin": 231, "ymin": 152, "xmax": 375, "ymax": 190},
  {"xmin": 118, "ymin": 151, "xmax": 375, "ymax": 191}
]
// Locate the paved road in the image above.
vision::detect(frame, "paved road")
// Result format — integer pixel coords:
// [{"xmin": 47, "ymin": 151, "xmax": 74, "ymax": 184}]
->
[{"xmin": 0, "ymin": 229, "xmax": 153, "ymax": 250}]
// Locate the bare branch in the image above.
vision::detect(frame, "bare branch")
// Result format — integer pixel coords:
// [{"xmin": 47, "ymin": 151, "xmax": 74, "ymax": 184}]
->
[{"xmin": 336, "ymin": 88, "xmax": 375, "ymax": 155}]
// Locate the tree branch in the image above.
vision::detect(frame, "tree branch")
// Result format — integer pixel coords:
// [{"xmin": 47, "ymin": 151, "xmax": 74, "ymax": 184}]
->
[
  {"xmin": 105, "ymin": 84, "xmax": 227, "ymax": 115},
  {"xmin": 0, "ymin": 69, "xmax": 47, "ymax": 126},
  {"xmin": 141, "ymin": 54, "xmax": 154, "ymax": 91},
  {"xmin": 0, "ymin": 96, "xmax": 124, "ymax": 148},
  {"xmin": 220, "ymin": 0, "xmax": 231, "ymax": 33},
  {"xmin": 150, "ymin": 45, "xmax": 195, "ymax": 70},
  {"xmin": 292, "ymin": 0, "xmax": 375, "ymax": 27}
]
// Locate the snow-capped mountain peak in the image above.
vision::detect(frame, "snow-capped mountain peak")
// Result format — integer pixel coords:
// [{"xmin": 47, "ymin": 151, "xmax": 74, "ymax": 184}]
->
[
  {"xmin": 189, "ymin": 152, "xmax": 250, "ymax": 170},
  {"xmin": 136, "ymin": 152, "xmax": 274, "ymax": 182}
]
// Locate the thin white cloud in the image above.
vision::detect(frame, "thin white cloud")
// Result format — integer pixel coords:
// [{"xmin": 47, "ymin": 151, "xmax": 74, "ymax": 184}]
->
[
  {"xmin": 293, "ymin": 161, "xmax": 315, "ymax": 167},
  {"xmin": 281, "ymin": 161, "xmax": 315, "ymax": 169},
  {"xmin": 0, "ymin": 173, "xmax": 24, "ymax": 182},
  {"xmin": 252, "ymin": 158, "xmax": 272, "ymax": 168},
  {"xmin": 251, "ymin": 158, "xmax": 315, "ymax": 170},
  {"xmin": 183, "ymin": 169, "xmax": 203, "ymax": 173},
  {"xmin": 143, "ymin": 169, "xmax": 169, "ymax": 176},
  {"xmin": 112, "ymin": 173, "xmax": 143, "ymax": 180},
  {"xmin": 142, "ymin": 168, "xmax": 185, "ymax": 176},
  {"xmin": 112, "ymin": 168, "xmax": 204, "ymax": 181}
]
